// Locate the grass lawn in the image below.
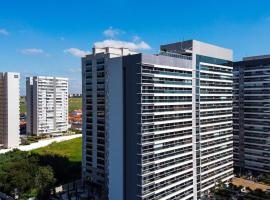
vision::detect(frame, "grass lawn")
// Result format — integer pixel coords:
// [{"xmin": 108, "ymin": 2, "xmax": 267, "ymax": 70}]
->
[
  {"xmin": 69, "ymin": 97, "xmax": 82, "ymax": 112},
  {"xmin": 32, "ymin": 137, "xmax": 82, "ymax": 162},
  {"xmin": 20, "ymin": 96, "xmax": 26, "ymax": 113}
]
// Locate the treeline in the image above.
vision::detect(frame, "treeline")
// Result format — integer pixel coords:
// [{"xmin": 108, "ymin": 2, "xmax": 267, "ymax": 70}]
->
[{"xmin": 0, "ymin": 150, "xmax": 81, "ymax": 199}]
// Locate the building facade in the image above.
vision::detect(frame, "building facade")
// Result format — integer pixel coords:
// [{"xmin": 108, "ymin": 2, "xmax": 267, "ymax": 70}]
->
[
  {"xmin": 82, "ymin": 47, "xmax": 137, "ymax": 199},
  {"xmin": 233, "ymin": 55, "xmax": 270, "ymax": 174},
  {"xmin": 82, "ymin": 40, "xmax": 234, "ymax": 200},
  {"xmin": 0, "ymin": 72, "xmax": 20, "ymax": 148},
  {"xmin": 26, "ymin": 76, "xmax": 69, "ymax": 135}
]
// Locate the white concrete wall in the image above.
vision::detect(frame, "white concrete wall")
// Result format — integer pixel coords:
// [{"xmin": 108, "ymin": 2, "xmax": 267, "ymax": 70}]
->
[
  {"xmin": 0, "ymin": 72, "xmax": 20, "ymax": 148},
  {"xmin": 193, "ymin": 40, "xmax": 233, "ymax": 61},
  {"xmin": 6, "ymin": 73, "xmax": 20, "ymax": 147}
]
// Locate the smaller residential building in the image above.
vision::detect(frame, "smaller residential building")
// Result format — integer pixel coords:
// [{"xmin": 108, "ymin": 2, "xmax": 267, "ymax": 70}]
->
[
  {"xmin": 0, "ymin": 72, "xmax": 20, "ymax": 148},
  {"xmin": 26, "ymin": 76, "xmax": 69, "ymax": 135},
  {"xmin": 71, "ymin": 109, "xmax": 82, "ymax": 116},
  {"xmin": 69, "ymin": 109, "xmax": 82, "ymax": 130},
  {"xmin": 69, "ymin": 93, "xmax": 82, "ymax": 98}
]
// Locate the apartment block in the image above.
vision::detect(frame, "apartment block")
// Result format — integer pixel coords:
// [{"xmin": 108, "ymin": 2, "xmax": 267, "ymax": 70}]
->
[
  {"xmin": 0, "ymin": 72, "xmax": 20, "ymax": 148},
  {"xmin": 26, "ymin": 76, "xmax": 68, "ymax": 135},
  {"xmin": 82, "ymin": 40, "xmax": 233, "ymax": 200},
  {"xmin": 233, "ymin": 55, "xmax": 270, "ymax": 174}
]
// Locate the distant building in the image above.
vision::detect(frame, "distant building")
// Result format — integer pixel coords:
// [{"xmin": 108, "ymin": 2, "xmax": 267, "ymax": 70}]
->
[
  {"xmin": 69, "ymin": 109, "xmax": 82, "ymax": 130},
  {"xmin": 71, "ymin": 109, "xmax": 82, "ymax": 116},
  {"xmin": 26, "ymin": 76, "xmax": 69, "ymax": 135},
  {"xmin": 69, "ymin": 93, "xmax": 82, "ymax": 98},
  {"xmin": 82, "ymin": 41, "xmax": 234, "ymax": 200},
  {"xmin": 0, "ymin": 72, "xmax": 20, "ymax": 148},
  {"xmin": 233, "ymin": 55, "xmax": 270, "ymax": 174}
]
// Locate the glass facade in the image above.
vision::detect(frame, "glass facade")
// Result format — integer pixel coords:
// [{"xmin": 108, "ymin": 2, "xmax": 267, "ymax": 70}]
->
[
  {"xmin": 233, "ymin": 59, "xmax": 270, "ymax": 173},
  {"xmin": 196, "ymin": 55, "xmax": 234, "ymax": 197},
  {"xmin": 139, "ymin": 60, "xmax": 194, "ymax": 200},
  {"xmin": 82, "ymin": 41, "xmax": 234, "ymax": 200}
]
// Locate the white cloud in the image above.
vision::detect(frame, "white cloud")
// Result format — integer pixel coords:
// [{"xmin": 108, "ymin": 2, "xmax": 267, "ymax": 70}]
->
[
  {"xmin": 0, "ymin": 28, "xmax": 9, "ymax": 36},
  {"xmin": 103, "ymin": 27, "xmax": 124, "ymax": 37},
  {"xmin": 20, "ymin": 48, "xmax": 46, "ymax": 55},
  {"xmin": 94, "ymin": 39, "xmax": 151, "ymax": 50},
  {"xmin": 64, "ymin": 48, "xmax": 90, "ymax": 57},
  {"xmin": 68, "ymin": 67, "xmax": 81, "ymax": 73},
  {"xmin": 132, "ymin": 35, "xmax": 141, "ymax": 42}
]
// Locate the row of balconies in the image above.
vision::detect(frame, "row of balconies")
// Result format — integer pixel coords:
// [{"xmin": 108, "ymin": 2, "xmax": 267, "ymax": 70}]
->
[
  {"xmin": 141, "ymin": 129, "xmax": 192, "ymax": 144},
  {"xmin": 141, "ymin": 138, "xmax": 192, "ymax": 154},
  {"xmin": 141, "ymin": 171, "xmax": 193, "ymax": 198},
  {"xmin": 141, "ymin": 121, "xmax": 192, "ymax": 133},
  {"xmin": 142, "ymin": 162, "xmax": 193, "ymax": 185},
  {"xmin": 201, "ymin": 143, "xmax": 233, "ymax": 157},
  {"xmin": 141, "ymin": 146, "xmax": 192, "ymax": 164},
  {"xmin": 142, "ymin": 153, "xmax": 193, "ymax": 174}
]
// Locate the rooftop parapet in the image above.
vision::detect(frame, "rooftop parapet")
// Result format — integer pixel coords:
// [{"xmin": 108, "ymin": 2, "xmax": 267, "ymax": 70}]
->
[
  {"xmin": 142, "ymin": 53, "xmax": 192, "ymax": 69},
  {"xmin": 243, "ymin": 54, "xmax": 270, "ymax": 61}
]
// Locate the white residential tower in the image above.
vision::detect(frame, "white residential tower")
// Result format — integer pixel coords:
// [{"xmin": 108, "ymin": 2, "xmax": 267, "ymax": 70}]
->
[
  {"xmin": 26, "ymin": 76, "xmax": 69, "ymax": 135},
  {"xmin": 0, "ymin": 72, "xmax": 20, "ymax": 148}
]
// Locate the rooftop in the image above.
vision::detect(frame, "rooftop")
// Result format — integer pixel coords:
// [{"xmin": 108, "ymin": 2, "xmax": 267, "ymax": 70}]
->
[
  {"xmin": 160, "ymin": 39, "xmax": 233, "ymax": 61},
  {"xmin": 243, "ymin": 54, "xmax": 270, "ymax": 61}
]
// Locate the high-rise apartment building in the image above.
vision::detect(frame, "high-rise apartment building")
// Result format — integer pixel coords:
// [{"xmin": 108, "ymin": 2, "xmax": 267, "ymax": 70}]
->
[
  {"xmin": 233, "ymin": 55, "xmax": 270, "ymax": 174},
  {"xmin": 26, "ymin": 76, "xmax": 68, "ymax": 135},
  {"xmin": 0, "ymin": 72, "xmax": 20, "ymax": 148},
  {"xmin": 82, "ymin": 40, "xmax": 234, "ymax": 200}
]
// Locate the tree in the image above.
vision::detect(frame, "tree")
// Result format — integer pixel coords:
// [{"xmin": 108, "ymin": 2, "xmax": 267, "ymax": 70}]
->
[
  {"xmin": 35, "ymin": 166, "xmax": 55, "ymax": 199},
  {"xmin": 0, "ymin": 150, "xmax": 37, "ymax": 196},
  {"xmin": 0, "ymin": 150, "xmax": 56, "ymax": 199}
]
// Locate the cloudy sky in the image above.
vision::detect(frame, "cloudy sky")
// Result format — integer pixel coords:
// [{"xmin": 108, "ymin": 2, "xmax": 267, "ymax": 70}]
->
[{"xmin": 1, "ymin": 0, "xmax": 270, "ymax": 94}]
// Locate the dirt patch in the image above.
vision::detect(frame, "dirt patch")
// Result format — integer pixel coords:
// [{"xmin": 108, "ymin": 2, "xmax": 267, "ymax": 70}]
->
[{"xmin": 233, "ymin": 177, "xmax": 270, "ymax": 191}]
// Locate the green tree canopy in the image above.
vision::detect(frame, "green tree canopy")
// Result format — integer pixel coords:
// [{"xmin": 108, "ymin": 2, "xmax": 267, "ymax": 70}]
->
[{"xmin": 0, "ymin": 150, "xmax": 55, "ymax": 199}]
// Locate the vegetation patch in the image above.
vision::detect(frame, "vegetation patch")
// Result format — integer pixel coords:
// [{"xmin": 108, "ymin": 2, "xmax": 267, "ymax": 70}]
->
[
  {"xmin": 69, "ymin": 97, "xmax": 82, "ymax": 112},
  {"xmin": 0, "ymin": 150, "xmax": 55, "ymax": 199},
  {"xmin": 32, "ymin": 137, "xmax": 82, "ymax": 162},
  {"xmin": 20, "ymin": 96, "xmax": 26, "ymax": 113},
  {"xmin": 259, "ymin": 174, "xmax": 270, "ymax": 185},
  {"xmin": 0, "ymin": 137, "xmax": 82, "ymax": 199}
]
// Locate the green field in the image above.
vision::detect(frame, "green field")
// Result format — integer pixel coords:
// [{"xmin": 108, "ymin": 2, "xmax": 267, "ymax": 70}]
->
[
  {"xmin": 32, "ymin": 137, "xmax": 82, "ymax": 184},
  {"xmin": 20, "ymin": 97, "xmax": 82, "ymax": 113},
  {"xmin": 69, "ymin": 97, "xmax": 82, "ymax": 112},
  {"xmin": 32, "ymin": 137, "xmax": 82, "ymax": 162},
  {"xmin": 20, "ymin": 96, "xmax": 26, "ymax": 113}
]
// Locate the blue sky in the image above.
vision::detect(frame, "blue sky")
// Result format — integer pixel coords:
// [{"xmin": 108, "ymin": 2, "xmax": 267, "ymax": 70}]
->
[{"xmin": 1, "ymin": 0, "xmax": 270, "ymax": 94}]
